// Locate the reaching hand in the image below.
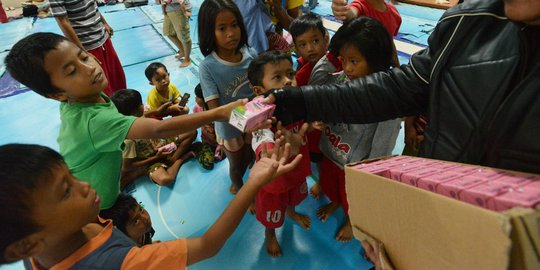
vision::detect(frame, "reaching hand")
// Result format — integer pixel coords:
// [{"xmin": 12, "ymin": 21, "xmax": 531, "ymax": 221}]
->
[
  {"xmin": 332, "ymin": 0, "xmax": 354, "ymax": 21},
  {"xmin": 217, "ymin": 99, "xmax": 248, "ymax": 121},
  {"xmin": 361, "ymin": 241, "xmax": 383, "ymax": 270},
  {"xmin": 249, "ymin": 138, "xmax": 303, "ymax": 186},
  {"xmin": 157, "ymin": 102, "xmax": 173, "ymax": 115},
  {"xmin": 275, "ymin": 122, "xmax": 309, "ymax": 157}
]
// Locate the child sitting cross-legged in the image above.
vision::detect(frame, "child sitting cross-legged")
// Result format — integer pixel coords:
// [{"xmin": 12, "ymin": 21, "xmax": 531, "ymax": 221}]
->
[
  {"xmin": 247, "ymin": 50, "xmax": 311, "ymax": 257},
  {"xmin": 110, "ymin": 89, "xmax": 197, "ymax": 187},
  {"xmin": 192, "ymin": 84, "xmax": 225, "ymax": 170},
  {"xmin": 145, "ymin": 62, "xmax": 190, "ymax": 119},
  {"xmin": 0, "ymin": 142, "xmax": 301, "ymax": 269}
]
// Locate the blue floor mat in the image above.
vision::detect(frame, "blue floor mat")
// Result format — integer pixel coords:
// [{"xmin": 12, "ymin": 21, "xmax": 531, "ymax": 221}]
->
[
  {"xmin": 0, "ymin": 17, "xmax": 33, "ymax": 53},
  {"xmin": 112, "ymin": 25, "xmax": 176, "ymax": 66},
  {"xmin": 29, "ymin": 16, "xmax": 63, "ymax": 35},
  {"xmin": 101, "ymin": 8, "xmax": 153, "ymax": 31}
]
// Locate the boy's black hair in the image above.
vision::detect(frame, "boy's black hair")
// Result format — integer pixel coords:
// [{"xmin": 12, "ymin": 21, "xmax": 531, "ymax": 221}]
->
[
  {"xmin": 144, "ymin": 62, "xmax": 168, "ymax": 81},
  {"xmin": 110, "ymin": 89, "xmax": 143, "ymax": 116},
  {"xmin": 247, "ymin": 51, "xmax": 293, "ymax": 87},
  {"xmin": 4, "ymin": 32, "xmax": 69, "ymax": 98},
  {"xmin": 289, "ymin": 13, "xmax": 326, "ymax": 43},
  {"xmin": 99, "ymin": 194, "xmax": 139, "ymax": 235},
  {"xmin": 198, "ymin": 0, "xmax": 248, "ymax": 57},
  {"xmin": 193, "ymin": 83, "xmax": 210, "ymax": 110},
  {"xmin": 329, "ymin": 17, "xmax": 393, "ymax": 73},
  {"xmin": 0, "ymin": 144, "xmax": 65, "ymax": 264}
]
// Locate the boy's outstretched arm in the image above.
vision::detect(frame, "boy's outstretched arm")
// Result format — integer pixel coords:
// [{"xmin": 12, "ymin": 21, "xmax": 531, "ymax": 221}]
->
[
  {"xmin": 185, "ymin": 140, "xmax": 303, "ymax": 265},
  {"xmin": 127, "ymin": 99, "xmax": 246, "ymax": 139}
]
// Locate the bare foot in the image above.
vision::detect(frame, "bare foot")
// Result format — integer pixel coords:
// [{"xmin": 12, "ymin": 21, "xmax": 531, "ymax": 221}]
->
[
  {"xmin": 175, "ymin": 52, "xmax": 184, "ymax": 59},
  {"xmin": 229, "ymin": 184, "xmax": 240, "ymax": 194},
  {"xmin": 179, "ymin": 59, "xmax": 191, "ymax": 68},
  {"xmin": 317, "ymin": 202, "xmax": 339, "ymax": 222},
  {"xmin": 286, "ymin": 208, "xmax": 311, "ymax": 230},
  {"xmin": 336, "ymin": 218, "xmax": 353, "ymax": 242},
  {"xmin": 310, "ymin": 181, "xmax": 322, "ymax": 199},
  {"xmin": 265, "ymin": 229, "xmax": 282, "ymax": 257}
]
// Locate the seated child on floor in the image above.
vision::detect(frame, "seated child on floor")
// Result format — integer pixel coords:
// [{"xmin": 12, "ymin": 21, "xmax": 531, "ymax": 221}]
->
[
  {"xmin": 0, "ymin": 142, "xmax": 302, "ymax": 269},
  {"xmin": 111, "ymin": 89, "xmax": 197, "ymax": 187},
  {"xmin": 247, "ymin": 50, "xmax": 311, "ymax": 257},
  {"xmin": 316, "ymin": 17, "xmax": 400, "ymax": 242},
  {"xmin": 145, "ymin": 62, "xmax": 190, "ymax": 119},
  {"xmin": 5, "ymin": 32, "xmax": 244, "ymax": 213},
  {"xmin": 99, "ymin": 194, "xmax": 156, "ymax": 246},
  {"xmin": 193, "ymin": 84, "xmax": 225, "ymax": 170}
]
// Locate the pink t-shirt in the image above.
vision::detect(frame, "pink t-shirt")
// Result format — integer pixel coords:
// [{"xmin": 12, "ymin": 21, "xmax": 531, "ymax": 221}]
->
[{"xmin": 350, "ymin": 0, "xmax": 402, "ymax": 36}]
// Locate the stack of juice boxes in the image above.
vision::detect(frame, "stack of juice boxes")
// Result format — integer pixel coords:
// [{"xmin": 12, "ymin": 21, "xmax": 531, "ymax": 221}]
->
[{"xmin": 353, "ymin": 156, "xmax": 540, "ymax": 211}]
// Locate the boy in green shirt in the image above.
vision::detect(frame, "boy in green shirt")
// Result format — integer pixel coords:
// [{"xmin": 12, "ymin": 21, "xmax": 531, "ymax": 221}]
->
[{"xmin": 5, "ymin": 32, "xmax": 245, "ymax": 211}]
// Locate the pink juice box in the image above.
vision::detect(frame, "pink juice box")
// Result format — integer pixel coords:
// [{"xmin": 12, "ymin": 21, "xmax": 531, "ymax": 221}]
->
[
  {"xmin": 492, "ymin": 186, "xmax": 540, "ymax": 211},
  {"xmin": 460, "ymin": 181, "xmax": 514, "ymax": 210},
  {"xmin": 387, "ymin": 163, "xmax": 425, "ymax": 181},
  {"xmin": 493, "ymin": 172, "xmax": 533, "ymax": 187},
  {"xmin": 417, "ymin": 172, "xmax": 464, "ymax": 192},
  {"xmin": 351, "ymin": 162, "xmax": 392, "ymax": 177},
  {"xmin": 401, "ymin": 167, "xmax": 442, "ymax": 187},
  {"xmin": 436, "ymin": 176, "xmax": 487, "ymax": 199},
  {"xmin": 229, "ymin": 97, "xmax": 275, "ymax": 132}
]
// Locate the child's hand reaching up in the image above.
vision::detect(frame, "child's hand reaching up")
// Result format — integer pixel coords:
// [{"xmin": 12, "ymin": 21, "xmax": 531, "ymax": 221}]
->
[
  {"xmin": 249, "ymin": 138, "xmax": 303, "ymax": 187},
  {"xmin": 274, "ymin": 122, "xmax": 309, "ymax": 157}
]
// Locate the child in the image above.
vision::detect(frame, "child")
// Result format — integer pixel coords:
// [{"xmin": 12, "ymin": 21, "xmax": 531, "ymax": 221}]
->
[
  {"xmin": 4, "ymin": 32, "xmax": 245, "ymax": 212},
  {"xmin": 0, "ymin": 141, "xmax": 302, "ymax": 269},
  {"xmin": 289, "ymin": 13, "xmax": 343, "ymax": 199},
  {"xmin": 193, "ymin": 84, "xmax": 225, "ymax": 170},
  {"xmin": 111, "ymin": 89, "xmax": 197, "ymax": 187},
  {"xmin": 161, "ymin": 0, "xmax": 192, "ymax": 67},
  {"xmin": 317, "ymin": 17, "xmax": 400, "ymax": 242},
  {"xmin": 145, "ymin": 62, "xmax": 190, "ymax": 119},
  {"xmin": 289, "ymin": 13, "xmax": 342, "ymax": 87},
  {"xmin": 197, "ymin": 0, "xmax": 257, "ymax": 194},
  {"xmin": 248, "ymin": 51, "xmax": 311, "ymax": 257},
  {"xmin": 99, "ymin": 194, "xmax": 157, "ymax": 246},
  {"xmin": 50, "ymin": 0, "xmax": 126, "ymax": 95},
  {"xmin": 331, "ymin": 0, "xmax": 402, "ymax": 67}
]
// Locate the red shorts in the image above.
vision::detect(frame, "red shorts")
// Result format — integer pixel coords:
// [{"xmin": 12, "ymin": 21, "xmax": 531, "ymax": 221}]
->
[
  {"xmin": 256, "ymin": 181, "xmax": 308, "ymax": 229},
  {"xmin": 319, "ymin": 156, "xmax": 349, "ymax": 214},
  {"xmin": 307, "ymin": 129, "xmax": 322, "ymax": 154},
  {"xmin": 88, "ymin": 38, "xmax": 126, "ymax": 96}
]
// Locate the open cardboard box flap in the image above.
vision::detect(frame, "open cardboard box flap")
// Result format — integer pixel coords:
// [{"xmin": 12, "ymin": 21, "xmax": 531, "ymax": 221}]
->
[{"xmin": 345, "ymin": 158, "xmax": 540, "ymax": 270}]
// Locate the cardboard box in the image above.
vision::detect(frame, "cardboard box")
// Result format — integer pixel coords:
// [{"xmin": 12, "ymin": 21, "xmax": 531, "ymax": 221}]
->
[{"xmin": 345, "ymin": 157, "xmax": 540, "ymax": 270}]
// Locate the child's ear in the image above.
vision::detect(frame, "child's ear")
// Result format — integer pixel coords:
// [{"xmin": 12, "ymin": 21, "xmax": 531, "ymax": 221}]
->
[
  {"xmin": 47, "ymin": 92, "xmax": 69, "ymax": 102},
  {"xmin": 3, "ymin": 235, "xmax": 45, "ymax": 261},
  {"xmin": 252, "ymin": 86, "xmax": 266, "ymax": 96},
  {"xmin": 149, "ymin": 81, "xmax": 155, "ymax": 86}
]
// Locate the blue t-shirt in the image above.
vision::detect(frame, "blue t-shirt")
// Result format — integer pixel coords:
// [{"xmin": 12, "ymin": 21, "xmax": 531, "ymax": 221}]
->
[
  {"xmin": 199, "ymin": 46, "xmax": 257, "ymax": 140},
  {"xmin": 234, "ymin": 0, "xmax": 274, "ymax": 53}
]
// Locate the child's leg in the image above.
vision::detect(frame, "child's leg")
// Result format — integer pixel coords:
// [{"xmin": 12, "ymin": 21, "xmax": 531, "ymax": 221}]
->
[
  {"xmin": 120, "ymin": 167, "xmax": 147, "ymax": 190},
  {"xmin": 223, "ymin": 136, "xmax": 253, "ymax": 194},
  {"xmin": 256, "ymin": 189, "xmax": 285, "ymax": 257},
  {"xmin": 265, "ymin": 228, "xmax": 282, "ymax": 257},
  {"xmin": 336, "ymin": 215, "xmax": 353, "ymax": 243},
  {"xmin": 170, "ymin": 131, "xmax": 197, "ymax": 162},
  {"xmin": 168, "ymin": 9, "xmax": 192, "ymax": 67},
  {"xmin": 150, "ymin": 150, "xmax": 195, "ymax": 186},
  {"xmin": 285, "ymin": 181, "xmax": 311, "ymax": 229},
  {"xmin": 335, "ymin": 167, "xmax": 353, "ymax": 242},
  {"xmin": 317, "ymin": 157, "xmax": 342, "ymax": 221}
]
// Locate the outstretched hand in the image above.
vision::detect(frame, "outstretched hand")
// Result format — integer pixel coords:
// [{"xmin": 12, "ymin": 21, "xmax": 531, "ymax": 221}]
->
[
  {"xmin": 275, "ymin": 122, "xmax": 309, "ymax": 157},
  {"xmin": 249, "ymin": 138, "xmax": 303, "ymax": 186},
  {"xmin": 217, "ymin": 98, "xmax": 248, "ymax": 121}
]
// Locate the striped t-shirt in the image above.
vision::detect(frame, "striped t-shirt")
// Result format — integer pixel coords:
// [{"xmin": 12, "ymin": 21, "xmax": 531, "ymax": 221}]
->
[{"xmin": 50, "ymin": 0, "xmax": 108, "ymax": 51}]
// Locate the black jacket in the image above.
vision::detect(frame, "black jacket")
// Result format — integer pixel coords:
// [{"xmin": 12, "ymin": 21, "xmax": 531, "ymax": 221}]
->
[{"xmin": 273, "ymin": 0, "xmax": 540, "ymax": 173}]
